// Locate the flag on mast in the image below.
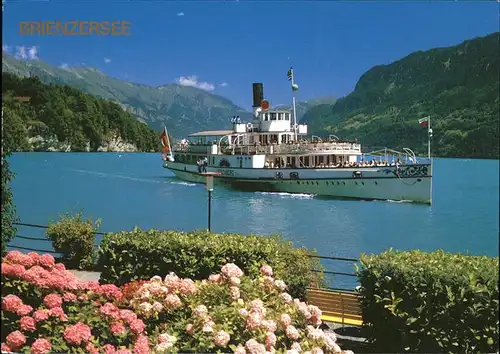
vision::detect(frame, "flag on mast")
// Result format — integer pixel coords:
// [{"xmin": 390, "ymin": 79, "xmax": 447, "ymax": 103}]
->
[
  {"xmin": 160, "ymin": 126, "xmax": 170, "ymax": 153},
  {"xmin": 418, "ymin": 116, "xmax": 430, "ymax": 127},
  {"xmin": 287, "ymin": 67, "xmax": 299, "ymax": 91}
]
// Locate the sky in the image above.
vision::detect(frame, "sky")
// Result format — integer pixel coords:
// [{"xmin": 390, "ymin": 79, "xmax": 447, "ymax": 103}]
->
[{"xmin": 2, "ymin": 0, "xmax": 499, "ymax": 110}]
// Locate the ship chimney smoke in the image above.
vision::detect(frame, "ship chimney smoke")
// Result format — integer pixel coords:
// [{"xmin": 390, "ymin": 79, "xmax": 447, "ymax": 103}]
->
[{"xmin": 252, "ymin": 83, "xmax": 264, "ymax": 108}]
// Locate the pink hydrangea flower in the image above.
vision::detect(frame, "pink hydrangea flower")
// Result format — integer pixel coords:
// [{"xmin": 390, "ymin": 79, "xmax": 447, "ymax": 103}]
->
[
  {"xmin": 245, "ymin": 339, "xmax": 266, "ymax": 354},
  {"xmin": 44, "ymin": 293, "xmax": 63, "ymax": 309},
  {"xmin": 5, "ymin": 251, "xmax": 35, "ymax": 267},
  {"xmin": 311, "ymin": 348, "xmax": 324, "ymax": 354},
  {"xmin": 2, "ymin": 294, "xmax": 23, "ymax": 312},
  {"xmin": 178, "ymin": 279, "xmax": 197, "ymax": 295},
  {"xmin": 229, "ymin": 286, "xmax": 240, "ymax": 300},
  {"xmin": 39, "ymin": 254, "xmax": 55, "ymax": 269},
  {"xmin": 233, "ymin": 345, "xmax": 246, "ymax": 354},
  {"xmin": 111, "ymin": 322, "xmax": 127, "ymax": 335},
  {"xmin": 285, "ymin": 325, "xmax": 300, "ymax": 340},
  {"xmin": 119, "ymin": 309, "xmax": 137, "ymax": 324},
  {"xmin": 1, "ymin": 262, "xmax": 26, "ymax": 278},
  {"xmin": 185, "ymin": 324, "xmax": 195, "ymax": 336},
  {"xmin": 260, "ymin": 264, "xmax": 273, "ymax": 276},
  {"xmin": 100, "ymin": 302, "xmax": 120, "ymax": 319},
  {"xmin": 63, "ymin": 322, "xmax": 92, "ymax": 345},
  {"xmin": 5, "ymin": 330, "xmax": 26, "ymax": 351},
  {"xmin": 193, "ymin": 304, "xmax": 208, "ymax": 318},
  {"xmin": 20, "ymin": 316, "xmax": 37, "ymax": 332},
  {"xmin": 115, "ymin": 349, "xmax": 132, "ymax": 354},
  {"xmin": 265, "ymin": 333, "xmax": 277, "ymax": 350},
  {"xmin": 202, "ymin": 320, "xmax": 215, "ymax": 333},
  {"xmin": 96, "ymin": 284, "xmax": 123, "ymax": 301},
  {"xmin": 130, "ymin": 319, "xmax": 145, "ymax": 335},
  {"xmin": 63, "ymin": 292, "xmax": 77, "ymax": 302},
  {"xmin": 85, "ymin": 342, "xmax": 100, "ymax": 354},
  {"xmin": 213, "ymin": 330, "xmax": 230, "ymax": 347},
  {"xmin": 208, "ymin": 274, "xmax": 222, "ymax": 283},
  {"xmin": 221, "ymin": 263, "xmax": 244, "ymax": 278},
  {"xmin": 164, "ymin": 294, "xmax": 182, "ymax": 309},
  {"xmin": 33, "ymin": 309, "xmax": 50, "ymax": 323},
  {"xmin": 102, "ymin": 344, "xmax": 117, "ymax": 354},
  {"xmin": 16, "ymin": 304, "xmax": 33, "ymax": 316},
  {"xmin": 261, "ymin": 320, "xmax": 277, "ymax": 333},
  {"xmin": 133, "ymin": 334, "xmax": 150, "ymax": 354},
  {"xmin": 1, "ymin": 343, "xmax": 12, "ymax": 353},
  {"xmin": 280, "ymin": 292, "xmax": 293, "ymax": 304},
  {"xmin": 274, "ymin": 279, "xmax": 287, "ymax": 291},
  {"xmin": 246, "ymin": 311, "xmax": 264, "ymax": 331},
  {"xmin": 49, "ymin": 307, "xmax": 69, "ymax": 321},
  {"xmin": 30, "ymin": 338, "xmax": 52, "ymax": 354},
  {"xmin": 280, "ymin": 313, "xmax": 292, "ymax": 327},
  {"xmin": 291, "ymin": 342, "xmax": 302, "ymax": 352}
]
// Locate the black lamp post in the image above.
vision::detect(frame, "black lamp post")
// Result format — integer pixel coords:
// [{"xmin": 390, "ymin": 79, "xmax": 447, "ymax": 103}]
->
[{"xmin": 206, "ymin": 175, "xmax": 214, "ymax": 232}]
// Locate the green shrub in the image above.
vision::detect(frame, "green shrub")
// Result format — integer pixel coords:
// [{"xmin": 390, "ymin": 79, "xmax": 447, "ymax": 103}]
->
[
  {"xmin": 97, "ymin": 228, "xmax": 324, "ymax": 299},
  {"xmin": 46, "ymin": 212, "xmax": 101, "ymax": 270},
  {"xmin": 1, "ymin": 153, "xmax": 18, "ymax": 257},
  {"xmin": 357, "ymin": 249, "xmax": 499, "ymax": 353}
]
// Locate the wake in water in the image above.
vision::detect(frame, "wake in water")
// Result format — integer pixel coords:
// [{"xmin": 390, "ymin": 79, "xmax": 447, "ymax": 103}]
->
[
  {"xmin": 67, "ymin": 168, "xmax": 196, "ymax": 187},
  {"xmin": 256, "ymin": 192, "xmax": 315, "ymax": 199}
]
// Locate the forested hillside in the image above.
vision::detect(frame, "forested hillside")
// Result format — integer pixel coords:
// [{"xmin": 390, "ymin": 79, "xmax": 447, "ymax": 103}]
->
[
  {"xmin": 301, "ymin": 32, "xmax": 499, "ymax": 159},
  {"xmin": 2, "ymin": 73, "xmax": 161, "ymax": 152}
]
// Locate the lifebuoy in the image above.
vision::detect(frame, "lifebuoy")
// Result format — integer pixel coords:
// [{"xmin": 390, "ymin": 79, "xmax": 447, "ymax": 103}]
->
[{"xmin": 246, "ymin": 123, "xmax": 252, "ymax": 129}]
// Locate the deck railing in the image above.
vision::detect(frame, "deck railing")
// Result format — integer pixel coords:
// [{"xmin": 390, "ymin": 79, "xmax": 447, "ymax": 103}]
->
[
  {"xmin": 175, "ymin": 142, "xmax": 362, "ymax": 156},
  {"xmin": 8, "ymin": 222, "xmax": 360, "ymax": 291}
]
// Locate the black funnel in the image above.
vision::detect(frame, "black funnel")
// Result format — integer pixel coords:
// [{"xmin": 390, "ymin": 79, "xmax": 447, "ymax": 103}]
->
[{"xmin": 252, "ymin": 83, "xmax": 263, "ymax": 107}]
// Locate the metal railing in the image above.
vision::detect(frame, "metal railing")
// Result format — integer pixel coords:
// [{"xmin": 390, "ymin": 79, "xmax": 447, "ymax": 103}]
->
[
  {"xmin": 175, "ymin": 142, "xmax": 362, "ymax": 156},
  {"xmin": 7, "ymin": 222, "xmax": 360, "ymax": 291}
]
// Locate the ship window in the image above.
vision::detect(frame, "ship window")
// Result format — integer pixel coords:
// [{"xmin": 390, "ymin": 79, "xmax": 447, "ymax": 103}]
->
[
  {"xmin": 285, "ymin": 113, "xmax": 290, "ymax": 120},
  {"xmin": 270, "ymin": 113, "xmax": 277, "ymax": 120}
]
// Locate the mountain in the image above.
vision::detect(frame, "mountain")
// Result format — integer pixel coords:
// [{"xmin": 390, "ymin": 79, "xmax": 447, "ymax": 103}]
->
[
  {"xmin": 300, "ymin": 32, "xmax": 500, "ymax": 159},
  {"xmin": 2, "ymin": 55, "xmax": 252, "ymax": 138},
  {"xmin": 274, "ymin": 96, "xmax": 337, "ymax": 122}
]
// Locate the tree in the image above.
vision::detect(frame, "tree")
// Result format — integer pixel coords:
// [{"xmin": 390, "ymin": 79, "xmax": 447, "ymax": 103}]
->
[{"xmin": 1, "ymin": 112, "xmax": 18, "ymax": 256}]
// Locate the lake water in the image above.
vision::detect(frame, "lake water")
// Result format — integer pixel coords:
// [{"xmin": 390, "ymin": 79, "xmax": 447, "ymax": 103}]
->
[{"xmin": 7, "ymin": 153, "xmax": 499, "ymax": 289}]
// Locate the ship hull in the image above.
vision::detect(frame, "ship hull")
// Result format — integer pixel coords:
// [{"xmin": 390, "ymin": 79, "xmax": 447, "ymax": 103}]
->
[{"xmin": 164, "ymin": 162, "xmax": 433, "ymax": 204}]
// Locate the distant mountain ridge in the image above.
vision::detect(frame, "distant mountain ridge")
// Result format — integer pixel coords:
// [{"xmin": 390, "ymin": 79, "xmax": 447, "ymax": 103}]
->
[
  {"xmin": 2, "ymin": 54, "xmax": 251, "ymax": 138},
  {"xmin": 300, "ymin": 32, "xmax": 499, "ymax": 159},
  {"xmin": 2, "ymin": 55, "xmax": 336, "ymax": 138}
]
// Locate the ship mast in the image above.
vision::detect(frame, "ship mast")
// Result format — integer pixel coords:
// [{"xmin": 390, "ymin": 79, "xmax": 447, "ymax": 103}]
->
[{"xmin": 287, "ymin": 67, "xmax": 299, "ymax": 142}]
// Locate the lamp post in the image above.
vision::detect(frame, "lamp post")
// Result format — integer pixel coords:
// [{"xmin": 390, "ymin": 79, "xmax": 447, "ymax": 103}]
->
[{"xmin": 206, "ymin": 175, "xmax": 214, "ymax": 232}]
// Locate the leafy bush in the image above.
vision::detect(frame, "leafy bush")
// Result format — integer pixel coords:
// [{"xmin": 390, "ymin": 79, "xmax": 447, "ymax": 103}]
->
[
  {"xmin": 97, "ymin": 229, "xmax": 324, "ymax": 300},
  {"xmin": 1, "ymin": 151, "xmax": 18, "ymax": 257},
  {"xmin": 357, "ymin": 249, "xmax": 499, "ymax": 353},
  {"xmin": 1, "ymin": 250, "xmax": 353, "ymax": 354},
  {"xmin": 46, "ymin": 212, "xmax": 101, "ymax": 270}
]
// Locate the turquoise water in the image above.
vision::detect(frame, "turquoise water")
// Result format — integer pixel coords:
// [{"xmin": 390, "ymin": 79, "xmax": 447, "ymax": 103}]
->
[{"xmin": 7, "ymin": 153, "xmax": 499, "ymax": 289}]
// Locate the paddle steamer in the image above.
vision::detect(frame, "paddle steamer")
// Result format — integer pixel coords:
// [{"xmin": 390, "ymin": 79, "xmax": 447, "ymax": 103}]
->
[{"xmin": 161, "ymin": 72, "xmax": 433, "ymax": 204}]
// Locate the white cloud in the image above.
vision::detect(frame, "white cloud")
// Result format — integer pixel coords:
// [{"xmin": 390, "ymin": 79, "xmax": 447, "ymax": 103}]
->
[
  {"xmin": 60, "ymin": 63, "xmax": 69, "ymax": 69},
  {"xmin": 177, "ymin": 75, "xmax": 215, "ymax": 91},
  {"xmin": 219, "ymin": 82, "xmax": 228, "ymax": 87},
  {"xmin": 14, "ymin": 45, "xmax": 38, "ymax": 60},
  {"xmin": 177, "ymin": 12, "xmax": 184, "ymax": 16},
  {"xmin": 104, "ymin": 57, "xmax": 111, "ymax": 64},
  {"xmin": 28, "ymin": 46, "xmax": 38, "ymax": 60},
  {"xmin": 2, "ymin": 45, "xmax": 10, "ymax": 53}
]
